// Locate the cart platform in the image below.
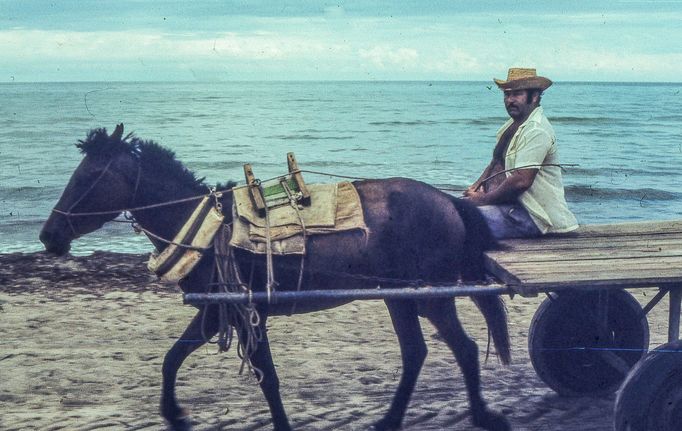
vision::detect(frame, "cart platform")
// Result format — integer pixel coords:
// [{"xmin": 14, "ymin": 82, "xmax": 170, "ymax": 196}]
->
[{"xmin": 484, "ymin": 219, "xmax": 682, "ymax": 295}]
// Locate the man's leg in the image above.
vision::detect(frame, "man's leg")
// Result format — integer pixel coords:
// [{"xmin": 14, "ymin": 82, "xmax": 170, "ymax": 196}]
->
[{"xmin": 478, "ymin": 204, "xmax": 542, "ymax": 240}]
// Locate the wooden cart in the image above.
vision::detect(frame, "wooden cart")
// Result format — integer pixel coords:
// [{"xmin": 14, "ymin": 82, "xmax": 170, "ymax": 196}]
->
[{"xmin": 484, "ymin": 219, "xmax": 682, "ymax": 430}]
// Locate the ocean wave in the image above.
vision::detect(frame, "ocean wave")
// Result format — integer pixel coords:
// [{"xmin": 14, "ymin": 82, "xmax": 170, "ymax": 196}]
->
[
  {"xmin": 303, "ymin": 160, "xmax": 385, "ymax": 169},
  {"xmin": 567, "ymin": 167, "xmax": 666, "ymax": 178},
  {"xmin": 192, "ymin": 96, "xmax": 226, "ymax": 101},
  {"xmin": 268, "ymin": 134, "xmax": 355, "ymax": 140},
  {"xmin": 328, "ymin": 147, "xmax": 369, "ymax": 152},
  {"xmin": 0, "ymin": 185, "xmax": 63, "ymax": 200},
  {"xmin": 368, "ymin": 120, "xmax": 440, "ymax": 126},
  {"xmin": 285, "ymin": 98, "xmax": 335, "ymax": 103},
  {"xmin": 549, "ymin": 116, "xmax": 620, "ymax": 125},
  {"xmin": 657, "ymin": 115, "xmax": 682, "ymax": 122},
  {"xmin": 465, "ymin": 117, "xmax": 508, "ymax": 126},
  {"xmin": 0, "ymin": 218, "xmax": 46, "ymax": 228},
  {"xmin": 566, "ymin": 185, "xmax": 680, "ymax": 201},
  {"xmin": 188, "ymin": 160, "xmax": 251, "ymax": 171},
  {"xmin": 368, "ymin": 117, "xmax": 506, "ymax": 127}
]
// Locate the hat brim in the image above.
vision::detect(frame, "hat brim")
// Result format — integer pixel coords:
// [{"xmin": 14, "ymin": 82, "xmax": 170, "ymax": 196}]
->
[{"xmin": 494, "ymin": 76, "xmax": 552, "ymax": 91}]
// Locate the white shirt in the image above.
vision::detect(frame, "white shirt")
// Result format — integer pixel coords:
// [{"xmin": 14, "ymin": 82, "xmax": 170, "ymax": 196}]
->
[{"xmin": 498, "ymin": 107, "xmax": 579, "ymax": 234}]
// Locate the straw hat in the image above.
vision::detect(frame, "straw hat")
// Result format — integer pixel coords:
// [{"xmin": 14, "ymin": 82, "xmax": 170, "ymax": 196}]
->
[{"xmin": 494, "ymin": 68, "xmax": 552, "ymax": 91}]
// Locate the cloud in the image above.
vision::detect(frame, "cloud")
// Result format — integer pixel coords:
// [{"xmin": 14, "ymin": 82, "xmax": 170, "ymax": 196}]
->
[
  {"xmin": 424, "ymin": 48, "xmax": 481, "ymax": 75},
  {"xmin": 0, "ymin": 29, "xmax": 351, "ymax": 62},
  {"xmin": 2, "ymin": 8, "xmax": 681, "ymax": 82},
  {"xmin": 358, "ymin": 46, "xmax": 419, "ymax": 69}
]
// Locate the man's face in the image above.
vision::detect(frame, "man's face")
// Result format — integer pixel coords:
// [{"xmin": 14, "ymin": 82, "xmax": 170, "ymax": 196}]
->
[{"xmin": 504, "ymin": 89, "xmax": 536, "ymax": 121}]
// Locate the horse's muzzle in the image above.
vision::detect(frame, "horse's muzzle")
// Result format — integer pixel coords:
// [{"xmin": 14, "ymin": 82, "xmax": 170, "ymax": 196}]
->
[{"xmin": 39, "ymin": 229, "xmax": 71, "ymax": 256}]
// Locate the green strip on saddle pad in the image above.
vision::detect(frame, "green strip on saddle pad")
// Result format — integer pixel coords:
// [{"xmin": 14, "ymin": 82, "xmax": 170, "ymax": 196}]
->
[{"xmin": 262, "ymin": 178, "xmax": 300, "ymax": 198}]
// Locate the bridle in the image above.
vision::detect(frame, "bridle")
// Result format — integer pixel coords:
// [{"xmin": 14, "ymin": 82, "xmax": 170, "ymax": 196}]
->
[{"xmin": 51, "ymin": 156, "xmax": 143, "ymax": 238}]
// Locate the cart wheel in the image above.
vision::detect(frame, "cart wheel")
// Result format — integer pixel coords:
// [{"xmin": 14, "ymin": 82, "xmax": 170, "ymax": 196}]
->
[
  {"xmin": 614, "ymin": 339, "xmax": 682, "ymax": 431},
  {"xmin": 528, "ymin": 289, "xmax": 649, "ymax": 396}
]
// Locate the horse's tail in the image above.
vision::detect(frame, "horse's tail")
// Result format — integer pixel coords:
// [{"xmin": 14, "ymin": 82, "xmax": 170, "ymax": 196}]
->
[
  {"xmin": 471, "ymin": 294, "xmax": 511, "ymax": 365},
  {"xmin": 451, "ymin": 197, "xmax": 511, "ymax": 365},
  {"xmin": 449, "ymin": 197, "xmax": 494, "ymax": 281}
]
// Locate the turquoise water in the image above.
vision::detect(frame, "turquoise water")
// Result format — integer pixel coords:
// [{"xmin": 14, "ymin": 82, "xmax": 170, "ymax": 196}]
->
[{"xmin": 1, "ymin": 81, "xmax": 681, "ymax": 254}]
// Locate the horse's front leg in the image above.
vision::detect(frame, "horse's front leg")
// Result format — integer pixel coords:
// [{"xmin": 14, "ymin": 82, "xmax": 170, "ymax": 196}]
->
[
  {"xmin": 161, "ymin": 306, "xmax": 219, "ymax": 431},
  {"xmin": 241, "ymin": 312, "xmax": 292, "ymax": 431}
]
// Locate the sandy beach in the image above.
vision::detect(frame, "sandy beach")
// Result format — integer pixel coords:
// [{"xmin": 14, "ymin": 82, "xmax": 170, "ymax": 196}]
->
[{"xmin": 1, "ymin": 252, "xmax": 671, "ymax": 431}]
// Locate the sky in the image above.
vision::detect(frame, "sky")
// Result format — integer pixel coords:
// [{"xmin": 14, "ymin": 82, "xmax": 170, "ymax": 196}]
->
[{"xmin": 1, "ymin": 1, "xmax": 681, "ymax": 82}]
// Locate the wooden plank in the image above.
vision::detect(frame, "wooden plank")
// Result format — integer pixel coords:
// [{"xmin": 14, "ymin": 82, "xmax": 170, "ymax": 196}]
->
[
  {"xmin": 243, "ymin": 163, "xmax": 266, "ymax": 216},
  {"xmin": 488, "ymin": 246, "xmax": 682, "ymax": 265},
  {"xmin": 287, "ymin": 152, "xmax": 311, "ymax": 206},
  {"xmin": 669, "ymin": 288, "xmax": 682, "ymax": 341},
  {"xmin": 508, "ymin": 277, "xmax": 682, "ymax": 297},
  {"xmin": 509, "ymin": 268, "xmax": 682, "ymax": 286},
  {"xmin": 508, "ymin": 270, "xmax": 682, "ymax": 289},
  {"xmin": 493, "ymin": 232, "xmax": 682, "ymax": 252},
  {"xmin": 569, "ymin": 219, "xmax": 682, "ymax": 237},
  {"xmin": 485, "ymin": 240, "xmax": 682, "ymax": 280},
  {"xmin": 507, "ymin": 264, "xmax": 682, "ymax": 285},
  {"xmin": 483, "ymin": 254, "xmax": 524, "ymax": 286},
  {"xmin": 499, "ymin": 255, "xmax": 682, "ymax": 274},
  {"xmin": 490, "ymin": 239, "xmax": 682, "ymax": 256}
]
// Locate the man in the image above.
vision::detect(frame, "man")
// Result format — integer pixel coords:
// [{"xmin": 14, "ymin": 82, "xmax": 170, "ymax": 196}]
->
[{"xmin": 464, "ymin": 68, "xmax": 578, "ymax": 239}]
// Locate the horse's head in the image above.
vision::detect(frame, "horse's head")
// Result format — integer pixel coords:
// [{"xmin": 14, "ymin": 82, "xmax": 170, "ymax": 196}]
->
[{"xmin": 40, "ymin": 124, "xmax": 140, "ymax": 255}]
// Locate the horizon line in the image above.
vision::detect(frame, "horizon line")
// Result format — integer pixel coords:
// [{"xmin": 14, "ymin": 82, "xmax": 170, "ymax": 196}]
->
[{"xmin": 2, "ymin": 79, "xmax": 682, "ymax": 85}]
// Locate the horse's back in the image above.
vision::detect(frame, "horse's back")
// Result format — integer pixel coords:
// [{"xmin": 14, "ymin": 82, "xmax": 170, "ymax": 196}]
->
[{"xmin": 350, "ymin": 178, "xmax": 469, "ymax": 283}]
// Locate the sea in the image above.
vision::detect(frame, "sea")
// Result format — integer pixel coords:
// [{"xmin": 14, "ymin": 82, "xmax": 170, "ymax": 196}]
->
[{"xmin": 1, "ymin": 81, "xmax": 681, "ymax": 255}]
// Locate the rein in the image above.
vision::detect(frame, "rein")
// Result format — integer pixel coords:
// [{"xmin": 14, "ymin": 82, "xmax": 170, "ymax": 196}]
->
[
  {"xmin": 52, "ymin": 158, "xmax": 115, "ymax": 236},
  {"xmin": 51, "ymin": 186, "xmax": 234, "ymax": 218},
  {"xmin": 50, "ymin": 164, "xmax": 577, "ymax": 221},
  {"xmin": 472, "ymin": 163, "xmax": 579, "ymax": 192}
]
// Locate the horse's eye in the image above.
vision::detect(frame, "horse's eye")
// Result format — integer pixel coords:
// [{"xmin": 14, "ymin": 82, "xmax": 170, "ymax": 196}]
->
[{"xmin": 75, "ymin": 172, "xmax": 99, "ymax": 187}]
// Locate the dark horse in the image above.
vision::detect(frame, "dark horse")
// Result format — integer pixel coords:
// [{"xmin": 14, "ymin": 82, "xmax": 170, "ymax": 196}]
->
[{"xmin": 40, "ymin": 125, "xmax": 511, "ymax": 431}]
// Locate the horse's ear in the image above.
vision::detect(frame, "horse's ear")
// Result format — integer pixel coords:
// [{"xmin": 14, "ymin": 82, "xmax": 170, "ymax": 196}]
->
[{"xmin": 110, "ymin": 123, "xmax": 124, "ymax": 142}]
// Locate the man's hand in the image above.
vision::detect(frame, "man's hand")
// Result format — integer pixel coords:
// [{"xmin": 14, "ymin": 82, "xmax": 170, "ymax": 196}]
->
[
  {"xmin": 463, "ymin": 184, "xmax": 480, "ymax": 197},
  {"xmin": 463, "ymin": 188, "xmax": 488, "ymax": 205}
]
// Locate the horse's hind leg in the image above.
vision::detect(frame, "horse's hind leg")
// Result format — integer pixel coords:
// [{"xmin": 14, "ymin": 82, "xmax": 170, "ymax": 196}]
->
[
  {"xmin": 161, "ymin": 306, "xmax": 219, "ymax": 431},
  {"xmin": 240, "ymin": 314, "xmax": 292, "ymax": 431},
  {"xmin": 422, "ymin": 300, "xmax": 510, "ymax": 431},
  {"xmin": 373, "ymin": 299, "xmax": 427, "ymax": 431}
]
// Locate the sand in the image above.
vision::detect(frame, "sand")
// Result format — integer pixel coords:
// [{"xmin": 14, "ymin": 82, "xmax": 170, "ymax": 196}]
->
[{"xmin": 0, "ymin": 252, "xmax": 671, "ymax": 431}]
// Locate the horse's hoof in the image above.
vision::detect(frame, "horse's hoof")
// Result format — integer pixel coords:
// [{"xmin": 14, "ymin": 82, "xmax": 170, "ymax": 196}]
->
[
  {"xmin": 167, "ymin": 415, "xmax": 193, "ymax": 431},
  {"xmin": 472, "ymin": 410, "xmax": 510, "ymax": 431},
  {"xmin": 370, "ymin": 417, "xmax": 402, "ymax": 431}
]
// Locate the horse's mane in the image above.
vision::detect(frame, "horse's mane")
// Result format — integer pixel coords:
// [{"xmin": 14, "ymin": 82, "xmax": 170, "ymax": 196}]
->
[{"xmin": 77, "ymin": 127, "xmax": 207, "ymax": 189}]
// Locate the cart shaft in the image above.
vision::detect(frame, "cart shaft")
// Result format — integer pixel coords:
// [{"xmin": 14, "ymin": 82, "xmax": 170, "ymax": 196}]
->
[{"xmin": 184, "ymin": 284, "xmax": 510, "ymax": 305}]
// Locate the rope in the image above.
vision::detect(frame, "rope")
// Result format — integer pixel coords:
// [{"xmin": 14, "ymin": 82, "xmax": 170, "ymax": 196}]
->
[
  {"xmin": 258, "ymin": 184, "xmax": 277, "ymax": 304},
  {"xmin": 51, "ymin": 164, "xmax": 578, "ymax": 219},
  {"xmin": 279, "ymin": 178, "xmax": 308, "ymax": 315},
  {"xmin": 52, "ymin": 186, "xmax": 234, "ymax": 218},
  {"xmin": 202, "ymin": 226, "xmax": 264, "ymax": 382},
  {"xmin": 131, "ymin": 223, "xmax": 208, "ymax": 251},
  {"xmin": 297, "ymin": 169, "xmax": 378, "ymax": 181},
  {"xmin": 473, "ymin": 163, "xmax": 579, "ymax": 192}
]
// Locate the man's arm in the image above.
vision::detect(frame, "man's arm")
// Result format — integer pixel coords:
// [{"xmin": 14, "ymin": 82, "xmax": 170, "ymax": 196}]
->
[
  {"xmin": 464, "ymin": 168, "xmax": 538, "ymax": 205},
  {"xmin": 464, "ymin": 161, "xmax": 496, "ymax": 195}
]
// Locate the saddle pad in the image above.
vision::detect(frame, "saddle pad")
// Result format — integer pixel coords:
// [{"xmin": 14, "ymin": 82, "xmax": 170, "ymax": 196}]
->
[{"xmin": 230, "ymin": 181, "xmax": 368, "ymax": 255}]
